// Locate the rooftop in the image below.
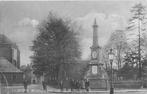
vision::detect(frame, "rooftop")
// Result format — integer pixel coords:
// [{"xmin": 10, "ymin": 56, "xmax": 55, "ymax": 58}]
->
[
  {"xmin": 0, "ymin": 34, "xmax": 17, "ymax": 48},
  {"xmin": 0, "ymin": 57, "xmax": 21, "ymax": 72}
]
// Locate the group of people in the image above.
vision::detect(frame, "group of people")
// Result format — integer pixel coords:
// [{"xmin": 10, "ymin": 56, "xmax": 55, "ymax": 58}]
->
[
  {"xmin": 59, "ymin": 79, "xmax": 90, "ymax": 91},
  {"xmin": 70, "ymin": 79, "xmax": 82, "ymax": 91},
  {"xmin": 23, "ymin": 79, "xmax": 90, "ymax": 93},
  {"xmin": 23, "ymin": 79, "xmax": 47, "ymax": 93}
]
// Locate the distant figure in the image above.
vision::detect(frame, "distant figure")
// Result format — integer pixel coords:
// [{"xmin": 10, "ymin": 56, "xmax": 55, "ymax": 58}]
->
[
  {"xmin": 70, "ymin": 79, "xmax": 74, "ymax": 91},
  {"xmin": 81, "ymin": 80, "xmax": 85, "ymax": 89},
  {"xmin": 76, "ymin": 80, "xmax": 80, "ymax": 91},
  {"xmin": 23, "ymin": 79, "xmax": 28, "ymax": 93},
  {"xmin": 74, "ymin": 80, "xmax": 77, "ymax": 89},
  {"xmin": 59, "ymin": 80, "xmax": 63, "ymax": 91},
  {"xmin": 85, "ymin": 79, "xmax": 89, "ymax": 91},
  {"xmin": 42, "ymin": 81, "xmax": 47, "ymax": 91},
  {"xmin": 33, "ymin": 79, "xmax": 36, "ymax": 84},
  {"xmin": 78, "ymin": 80, "xmax": 82, "ymax": 90}
]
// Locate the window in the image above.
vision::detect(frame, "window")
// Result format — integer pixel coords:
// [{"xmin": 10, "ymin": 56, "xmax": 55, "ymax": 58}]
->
[
  {"xmin": 13, "ymin": 75, "xmax": 17, "ymax": 80},
  {"xmin": 12, "ymin": 48, "xmax": 17, "ymax": 61}
]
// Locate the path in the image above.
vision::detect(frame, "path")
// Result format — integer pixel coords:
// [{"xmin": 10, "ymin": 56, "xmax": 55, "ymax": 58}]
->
[{"xmin": 3, "ymin": 84, "xmax": 147, "ymax": 94}]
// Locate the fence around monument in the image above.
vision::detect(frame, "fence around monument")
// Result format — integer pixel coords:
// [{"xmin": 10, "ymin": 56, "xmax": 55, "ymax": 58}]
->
[{"xmin": 113, "ymin": 80, "xmax": 142, "ymax": 89}]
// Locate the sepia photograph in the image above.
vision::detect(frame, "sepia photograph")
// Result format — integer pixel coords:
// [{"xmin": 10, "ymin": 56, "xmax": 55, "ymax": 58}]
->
[{"xmin": 0, "ymin": 0, "xmax": 147, "ymax": 94}]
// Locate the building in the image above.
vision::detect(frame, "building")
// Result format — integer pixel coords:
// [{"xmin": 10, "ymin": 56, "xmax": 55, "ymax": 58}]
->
[
  {"xmin": 85, "ymin": 19, "xmax": 109, "ymax": 89},
  {"xmin": 0, "ymin": 34, "xmax": 23, "ymax": 85}
]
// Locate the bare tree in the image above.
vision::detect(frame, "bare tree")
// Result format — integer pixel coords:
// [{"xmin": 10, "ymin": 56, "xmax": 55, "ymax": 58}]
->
[{"xmin": 105, "ymin": 30, "xmax": 128, "ymax": 70}]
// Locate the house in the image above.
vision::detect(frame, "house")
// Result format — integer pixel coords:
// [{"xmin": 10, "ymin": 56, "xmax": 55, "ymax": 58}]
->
[{"xmin": 0, "ymin": 34, "xmax": 23, "ymax": 85}]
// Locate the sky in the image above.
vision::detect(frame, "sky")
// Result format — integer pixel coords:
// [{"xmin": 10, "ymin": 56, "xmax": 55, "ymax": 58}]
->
[{"xmin": 0, "ymin": 0, "xmax": 146, "ymax": 65}]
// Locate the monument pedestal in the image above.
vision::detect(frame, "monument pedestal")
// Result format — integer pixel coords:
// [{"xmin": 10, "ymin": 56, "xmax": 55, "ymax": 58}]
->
[
  {"xmin": 85, "ymin": 63, "xmax": 109, "ymax": 89},
  {"xmin": 89, "ymin": 79, "xmax": 108, "ymax": 89}
]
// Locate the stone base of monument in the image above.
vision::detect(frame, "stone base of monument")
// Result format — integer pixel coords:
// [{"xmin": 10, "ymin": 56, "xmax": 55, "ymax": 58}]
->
[
  {"xmin": 84, "ymin": 63, "xmax": 110, "ymax": 90},
  {"xmin": 89, "ymin": 79, "xmax": 109, "ymax": 90}
]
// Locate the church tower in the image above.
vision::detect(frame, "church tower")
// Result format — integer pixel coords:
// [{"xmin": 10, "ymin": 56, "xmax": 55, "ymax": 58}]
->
[{"xmin": 85, "ymin": 18, "xmax": 109, "ymax": 89}]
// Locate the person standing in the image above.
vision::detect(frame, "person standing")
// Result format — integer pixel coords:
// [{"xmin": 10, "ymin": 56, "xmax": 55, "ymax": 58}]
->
[
  {"xmin": 64, "ymin": 77, "xmax": 70, "ymax": 91},
  {"xmin": 82, "ymin": 79, "xmax": 85, "ymax": 89},
  {"xmin": 76, "ymin": 80, "xmax": 80, "ymax": 91},
  {"xmin": 85, "ymin": 79, "xmax": 89, "ymax": 92},
  {"xmin": 70, "ymin": 79, "xmax": 74, "ymax": 91},
  {"xmin": 23, "ymin": 79, "xmax": 28, "ymax": 93},
  {"xmin": 42, "ymin": 81, "xmax": 47, "ymax": 91},
  {"xmin": 59, "ymin": 80, "xmax": 63, "ymax": 91}
]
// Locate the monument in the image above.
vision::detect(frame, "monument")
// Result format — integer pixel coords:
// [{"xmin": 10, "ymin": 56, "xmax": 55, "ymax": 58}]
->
[{"xmin": 85, "ymin": 19, "xmax": 109, "ymax": 89}]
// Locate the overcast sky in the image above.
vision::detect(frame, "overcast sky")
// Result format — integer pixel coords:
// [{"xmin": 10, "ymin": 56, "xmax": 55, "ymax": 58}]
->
[{"xmin": 0, "ymin": 0, "xmax": 146, "ymax": 65}]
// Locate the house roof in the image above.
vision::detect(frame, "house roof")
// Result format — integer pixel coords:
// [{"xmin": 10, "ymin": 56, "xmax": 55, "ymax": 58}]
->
[
  {"xmin": 0, "ymin": 34, "xmax": 17, "ymax": 48},
  {"xmin": 0, "ymin": 57, "xmax": 21, "ymax": 72}
]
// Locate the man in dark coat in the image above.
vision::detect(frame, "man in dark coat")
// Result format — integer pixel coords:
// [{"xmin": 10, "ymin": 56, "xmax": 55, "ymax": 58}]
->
[
  {"xmin": 23, "ymin": 79, "xmax": 28, "ymax": 93},
  {"xmin": 42, "ymin": 81, "xmax": 47, "ymax": 91},
  {"xmin": 76, "ymin": 80, "xmax": 80, "ymax": 91},
  {"xmin": 70, "ymin": 79, "xmax": 74, "ymax": 91},
  {"xmin": 85, "ymin": 79, "xmax": 89, "ymax": 91}
]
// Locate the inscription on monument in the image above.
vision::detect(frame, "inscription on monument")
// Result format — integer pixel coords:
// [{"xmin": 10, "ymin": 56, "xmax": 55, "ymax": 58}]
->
[{"xmin": 92, "ymin": 66, "xmax": 98, "ymax": 74}]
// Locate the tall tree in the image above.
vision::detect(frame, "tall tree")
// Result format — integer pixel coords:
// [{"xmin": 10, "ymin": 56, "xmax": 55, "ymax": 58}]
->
[
  {"xmin": 127, "ymin": 3, "xmax": 147, "ymax": 79},
  {"xmin": 31, "ymin": 13, "xmax": 81, "ymax": 78},
  {"xmin": 20, "ymin": 64, "xmax": 32, "ymax": 83},
  {"xmin": 120, "ymin": 50, "xmax": 145, "ymax": 80}
]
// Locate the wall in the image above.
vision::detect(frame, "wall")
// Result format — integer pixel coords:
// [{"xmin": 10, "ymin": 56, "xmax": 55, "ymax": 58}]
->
[
  {"xmin": 0, "ymin": 44, "xmax": 12, "ymax": 62},
  {"xmin": 0, "ymin": 72, "xmax": 23, "ymax": 86}
]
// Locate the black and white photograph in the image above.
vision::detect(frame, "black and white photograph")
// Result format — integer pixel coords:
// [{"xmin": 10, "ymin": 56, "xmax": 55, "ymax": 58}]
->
[{"xmin": 0, "ymin": 0, "xmax": 147, "ymax": 94}]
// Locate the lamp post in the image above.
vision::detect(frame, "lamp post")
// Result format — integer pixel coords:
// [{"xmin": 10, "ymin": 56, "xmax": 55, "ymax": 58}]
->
[{"xmin": 109, "ymin": 48, "xmax": 114, "ymax": 94}]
